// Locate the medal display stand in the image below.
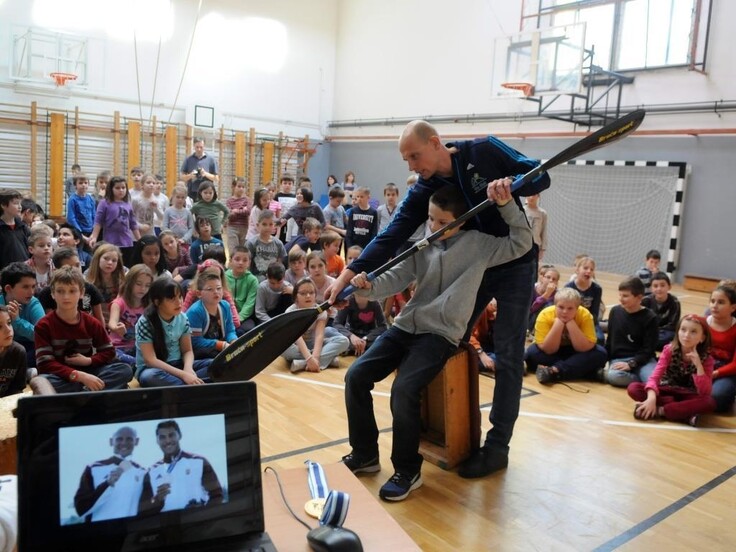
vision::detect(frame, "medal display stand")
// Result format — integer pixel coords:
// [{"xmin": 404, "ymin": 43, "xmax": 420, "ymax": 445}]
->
[{"xmin": 419, "ymin": 344, "xmax": 481, "ymax": 469}]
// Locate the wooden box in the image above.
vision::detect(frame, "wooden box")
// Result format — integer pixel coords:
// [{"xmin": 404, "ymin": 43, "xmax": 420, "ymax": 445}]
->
[{"xmin": 419, "ymin": 345, "xmax": 480, "ymax": 470}]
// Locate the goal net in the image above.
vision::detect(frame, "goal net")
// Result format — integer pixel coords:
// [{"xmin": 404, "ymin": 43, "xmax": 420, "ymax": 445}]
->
[{"xmin": 539, "ymin": 160, "xmax": 687, "ymax": 276}]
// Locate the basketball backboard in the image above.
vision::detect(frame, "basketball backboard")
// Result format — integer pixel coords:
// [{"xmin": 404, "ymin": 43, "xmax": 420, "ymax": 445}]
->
[{"xmin": 492, "ymin": 22, "xmax": 586, "ymax": 97}]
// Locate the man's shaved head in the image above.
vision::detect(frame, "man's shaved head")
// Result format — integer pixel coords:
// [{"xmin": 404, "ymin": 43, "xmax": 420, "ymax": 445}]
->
[{"xmin": 400, "ymin": 120, "xmax": 439, "ymax": 145}]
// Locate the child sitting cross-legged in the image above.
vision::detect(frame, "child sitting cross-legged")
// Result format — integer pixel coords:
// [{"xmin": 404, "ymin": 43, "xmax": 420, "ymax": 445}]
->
[
  {"xmin": 284, "ymin": 249, "xmax": 307, "ymax": 286},
  {"xmin": 333, "ymin": 294, "xmax": 387, "ymax": 357},
  {"xmin": 641, "ymin": 271, "xmax": 681, "ymax": 351},
  {"xmin": 25, "ymin": 224, "xmax": 54, "ymax": 291},
  {"xmin": 254, "ymin": 262, "xmax": 293, "ymax": 323},
  {"xmin": 280, "ymin": 278, "xmax": 349, "ymax": 373},
  {"xmin": 0, "ymin": 262, "xmax": 44, "ymax": 368},
  {"xmin": 629, "ymin": 314, "xmax": 715, "ymax": 427},
  {"xmin": 35, "ymin": 266, "xmax": 133, "ymax": 393},
  {"xmin": 225, "ymin": 246, "xmax": 259, "ymax": 333},
  {"xmin": 135, "ymin": 277, "xmax": 212, "ymax": 387},
  {"xmin": 524, "ymin": 288, "xmax": 608, "ymax": 384},
  {"xmin": 0, "ymin": 305, "xmax": 27, "ymax": 397},
  {"xmin": 108, "ymin": 264, "xmax": 153, "ymax": 366},
  {"xmin": 186, "ymin": 267, "xmax": 237, "ymax": 359},
  {"xmin": 342, "ymin": 183, "xmax": 531, "ymax": 502}
]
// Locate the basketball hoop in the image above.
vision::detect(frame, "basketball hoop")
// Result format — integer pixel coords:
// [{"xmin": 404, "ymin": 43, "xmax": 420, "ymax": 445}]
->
[
  {"xmin": 49, "ymin": 72, "xmax": 78, "ymax": 87},
  {"xmin": 501, "ymin": 82, "xmax": 535, "ymax": 97}
]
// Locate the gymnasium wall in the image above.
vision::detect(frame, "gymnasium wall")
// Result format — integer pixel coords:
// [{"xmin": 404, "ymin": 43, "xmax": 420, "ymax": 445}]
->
[{"xmin": 0, "ymin": 0, "xmax": 339, "ymax": 138}]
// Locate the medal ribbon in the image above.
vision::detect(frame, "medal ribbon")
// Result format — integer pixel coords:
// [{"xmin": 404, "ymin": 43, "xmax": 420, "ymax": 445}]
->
[{"xmin": 305, "ymin": 460, "xmax": 350, "ymax": 527}]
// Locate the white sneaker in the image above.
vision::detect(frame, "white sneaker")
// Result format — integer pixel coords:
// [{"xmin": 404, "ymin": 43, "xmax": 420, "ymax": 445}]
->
[
  {"xmin": 290, "ymin": 359, "xmax": 307, "ymax": 373},
  {"xmin": 328, "ymin": 357, "xmax": 341, "ymax": 368}
]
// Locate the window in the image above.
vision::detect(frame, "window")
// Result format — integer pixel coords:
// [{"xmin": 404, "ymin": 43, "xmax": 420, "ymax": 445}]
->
[{"xmin": 520, "ymin": 0, "xmax": 711, "ymax": 72}]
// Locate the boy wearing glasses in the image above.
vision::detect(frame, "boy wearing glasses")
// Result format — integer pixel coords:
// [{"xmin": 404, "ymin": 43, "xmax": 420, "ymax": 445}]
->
[{"xmin": 186, "ymin": 269, "xmax": 237, "ymax": 359}]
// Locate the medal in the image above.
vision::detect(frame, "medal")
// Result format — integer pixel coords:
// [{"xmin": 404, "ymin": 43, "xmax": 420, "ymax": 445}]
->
[{"xmin": 304, "ymin": 497, "xmax": 326, "ymax": 519}]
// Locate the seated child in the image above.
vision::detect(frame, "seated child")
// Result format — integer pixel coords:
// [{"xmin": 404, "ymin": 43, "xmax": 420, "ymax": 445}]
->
[
  {"xmin": 25, "ymin": 225, "xmax": 54, "ymax": 291},
  {"xmin": 306, "ymin": 251, "xmax": 335, "ymax": 319},
  {"xmin": 186, "ymin": 267, "xmax": 237, "ymax": 359},
  {"xmin": 0, "ymin": 305, "xmax": 28, "ymax": 397},
  {"xmin": 284, "ymin": 249, "xmax": 308, "ymax": 286},
  {"xmin": 57, "ymin": 223, "xmax": 92, "ymax": 270},
  {"xmin": 225, "ymin": 246, "xmax": 259, "ymax": 333},
  {"xmin": 641, "ymin": 272, "xmax": 681, "ymax": 351},
  {"xmin": 190, "ymin": 217, "xmax": 224, "ymax": 265},
  {"xmin": 524, "ymin": 288, "xmax": 608, "ymax": 384},
  {"xmin": 342, "ymin": 183, "xmax": 531, "ymax": 501},
  {"xmin": 280, "ymin": 278, "xmax": 349, "ymax": 372},
  {"xmin": 636, "ymin": 249, "xmax": 661, "ymax": 295},
  {"xmin": 159, "ymin": 229, "xmax": 192, "ymax": 277},
  {"xmin": 629, "ymin": 314, "xmax": 715, "ymax": 426},
  {"xmin": 182, "ymin": 259, "xmax": 240, "ymax": 330},
  {"xmin": 131, "ymin": 235, "xmax": 171, "ymax": 278},
  {"xmin": 601, "ymin": 277, "xmax": 658, "ymax": 387},
  {"xmin": 334, "ymin": 295, "xmax": 387, "ymax": 356},
  {"xmin": 247, "ymin": 210, "xmax": 287, "ymax": 281},
  {"xmin": 285, "ymin": 217, "xmax": 322, "ymax": 255},
  {"xmin": 0, "ymin": 262, "xmax": 44, "ymax": 367},
  {"xmin": 37, "ymin": 247, "xmax": 105, "ymax": 326},
  {"xmin": 254, "ymin": 262, "xmax": 293, "ymax": 323},
  {"xmin": 529, "ymin": 265, "xmax": 560, "ymax": 331},
  {"xmin": 470, "ymin": 299, "xmax": 497, "ymax": 372},
  {"xmin": 135, "ymin": 277, "xmax": 212, "ymax": 387},
  {"xmin": 321, "ymin": 232, "xmax": 345, "ymax": 278},
  {"xmin": 108, "ymin": 264, "xmax": 153, "ymax": 366},
  {"xmin": 35, "ymin": 267, "xmax": 133, "ymax": 393},
  {"xmin": 565, "ymin": 256, "xmax": 604, "ymax": 343},
  {"xmin": 706, "ymin": 285, "xmax": 736, "ymax": 412},
  {"xmin": 84, "ymin": 243, "xmax": 126, "ymax": 325}
]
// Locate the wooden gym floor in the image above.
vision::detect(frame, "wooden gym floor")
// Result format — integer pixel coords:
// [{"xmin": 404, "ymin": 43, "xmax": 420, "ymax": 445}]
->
[{"xmin": 254, "ymin": 269, "xmax": 736, "ymax": 551}]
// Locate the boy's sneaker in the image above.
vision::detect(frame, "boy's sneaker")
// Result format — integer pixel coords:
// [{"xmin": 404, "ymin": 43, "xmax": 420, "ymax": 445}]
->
[
  {"xmin": 328, "ymin": 357, "xmax": 341, "ymax": 368},
  {"xmin": 290, "ymin": 359, "xmax": 307, "ymax": 373},
  {"xmin": 341, "ymin": 453, "xmax": 380, "ymax": 474},
  {"xmin": 379, "ymin": 472, "xmax": 422, "ymax": 502},
  {"xmin": 536, "ymin": 365, "xmax": 557, "ymax": 384}
]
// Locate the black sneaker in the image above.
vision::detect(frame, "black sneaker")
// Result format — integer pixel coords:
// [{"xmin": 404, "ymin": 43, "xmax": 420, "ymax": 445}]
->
[
  {"xmin": 341, "ymin": 453, "xmax": 380, "ymax": 474},
  {"xmin": 536, "ymin": 365, "xmax": 557, "ymax": 384},
  {"xmin": 457, "ymin": 446, "xmax": 509, "ymax": 479},
  {"xmin": 379, "ymin": 472, "xmax": 422, "ymax": 501}
]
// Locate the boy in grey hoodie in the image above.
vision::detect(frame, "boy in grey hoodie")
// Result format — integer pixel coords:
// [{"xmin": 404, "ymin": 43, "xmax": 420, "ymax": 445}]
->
[{"xmin": 341, "ymin": 182, "xmax": 532, "ymax": 501}]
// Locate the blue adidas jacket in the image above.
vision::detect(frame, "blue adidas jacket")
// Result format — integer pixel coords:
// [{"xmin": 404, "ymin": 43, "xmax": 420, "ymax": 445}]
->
[{"xmin": 349, "ymin": 136, "xmax": 551, "ymax": 275}]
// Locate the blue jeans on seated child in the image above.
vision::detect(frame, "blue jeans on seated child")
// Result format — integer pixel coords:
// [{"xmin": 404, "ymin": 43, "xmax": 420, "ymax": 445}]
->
[
  {"xmin": 281, "ymin": 326, "xmax": 349, "ymax": 369},
  {"xmin": 344, "ymin": 326, "xmax": 457, "ymax": 476},
  {"xmin": 711, "ymin": 359, "xmax": 736, "ymax": 412},
  {"xmin": 524, "ymin": 343, "xmax": 607, "ymax": 380},
  {"xmin": 42, "ymin": 362, "xmax": 133, "ymax": 393},
  {"xmin": 138, "ymin": 359, "xmax": 213, "ymax": 387},
  {"xmin": 604, "ymin": 356, "xmax": 657, "ymax": 387}
]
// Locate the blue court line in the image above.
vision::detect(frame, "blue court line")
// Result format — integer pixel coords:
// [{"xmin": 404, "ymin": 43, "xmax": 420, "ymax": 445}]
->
[{"xmin": 592, "ymin": 466, "xmax": 736, "ymax": 551}]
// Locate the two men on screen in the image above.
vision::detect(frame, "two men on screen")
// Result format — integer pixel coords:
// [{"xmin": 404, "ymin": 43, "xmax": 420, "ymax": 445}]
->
[{"xmin": 73, "ymin": 421, "xmax": 223, "ymax": 522}]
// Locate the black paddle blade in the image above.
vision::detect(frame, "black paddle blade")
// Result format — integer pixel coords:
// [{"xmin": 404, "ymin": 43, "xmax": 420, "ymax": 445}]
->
[{"xmin": 208, "ymin": 303, "xmax": 327, "ymax": 382}]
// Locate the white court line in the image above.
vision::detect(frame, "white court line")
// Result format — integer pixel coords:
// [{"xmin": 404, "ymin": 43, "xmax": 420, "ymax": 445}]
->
[
  {"xmin": 271, "ymin": 373, "xmax": 391, "ymax": 397},
  {"xmin": 482, "ymin": 407, "xmax": 736, "ymax": 433},
  {"xmin": 272, "ymin": 374, "xmax": 736, "ymax": 434}
]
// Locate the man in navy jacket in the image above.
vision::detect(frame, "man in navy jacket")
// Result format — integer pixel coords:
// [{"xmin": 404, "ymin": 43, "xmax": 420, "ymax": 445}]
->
[{"xmin": 329, "ymin": 120, "xmax": 550, "ymax": 478}]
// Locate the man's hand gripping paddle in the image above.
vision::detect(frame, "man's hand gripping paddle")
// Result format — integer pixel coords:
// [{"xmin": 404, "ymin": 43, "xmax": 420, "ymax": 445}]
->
[{"xmin": 209, "ymin": 109, "xmax": 645, "ymax": 382}]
